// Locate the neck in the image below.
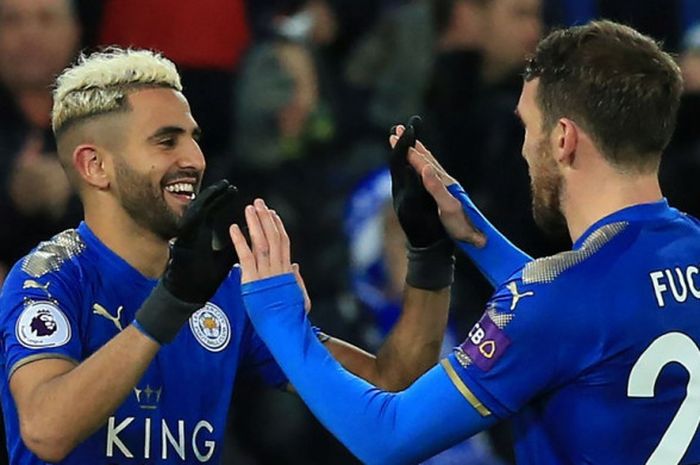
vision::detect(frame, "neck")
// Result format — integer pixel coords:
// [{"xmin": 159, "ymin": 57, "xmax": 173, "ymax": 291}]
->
[
  {"xmin": 563, "ymin": 170, "xmax": 663, "ymax": 243},
  {"xmin": 84, "ymin": 200, "xmax": 169, "ymax": 279},
  {"xmin": 15, "ymin": 88, "xmax": 53, "ymax": 129}
]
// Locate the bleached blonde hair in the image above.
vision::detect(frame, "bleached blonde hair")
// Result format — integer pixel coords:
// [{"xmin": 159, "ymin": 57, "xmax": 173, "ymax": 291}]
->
[{"xmin": 52, "ymin": 48, "xmax": 182, "ymax": 135}]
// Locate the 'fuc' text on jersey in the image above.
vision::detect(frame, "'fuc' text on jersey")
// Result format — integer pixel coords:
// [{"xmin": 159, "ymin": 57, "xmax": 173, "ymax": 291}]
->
[{"xmin": 650, "ymin": 265, "xmax": 700, "ymax": 307}]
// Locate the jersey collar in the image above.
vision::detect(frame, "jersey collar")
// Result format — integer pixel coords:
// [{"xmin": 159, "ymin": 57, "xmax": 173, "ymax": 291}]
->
[
  {"xmin": 572, "ymin": 199, "xmax": 676, "ymax": 250},
  {"xmin": 77, "ymin": 221, "xmax": 159, "ymax": 286}
]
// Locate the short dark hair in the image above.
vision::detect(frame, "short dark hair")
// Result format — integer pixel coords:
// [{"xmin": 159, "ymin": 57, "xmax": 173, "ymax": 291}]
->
[{"xmin": 524, "ymin": 20, "xmax": 682, "ymax": 170}]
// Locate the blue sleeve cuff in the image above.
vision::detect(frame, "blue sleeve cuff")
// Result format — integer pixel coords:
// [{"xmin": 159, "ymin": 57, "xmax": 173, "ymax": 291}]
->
[
  {"xmin": 446, "ymin": 183, "xmax": 532, "ymax": 287},
  {"xmin": 241, "ymin": 272, "xmax": 300, "ymax": 296}
]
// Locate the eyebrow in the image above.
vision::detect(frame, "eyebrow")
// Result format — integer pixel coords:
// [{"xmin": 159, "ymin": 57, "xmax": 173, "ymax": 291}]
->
[{"xmin": 148, "ymin": 125, "xmax": 202, "ymax": 142}]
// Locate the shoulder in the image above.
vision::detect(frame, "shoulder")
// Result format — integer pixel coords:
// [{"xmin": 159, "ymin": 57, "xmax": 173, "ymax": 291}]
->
[
  {"xmin": 521, "ymin": 221, "xmax": 631, "ymax": 286},
  {"xmin": 16, "ymin": 228, "xmax": 87, "ymax": 281},
  {"xmin": 484, "ymin": 221, "xmax": 635, "ymax": 327},
  {"xmin": 1, "ymin": 228, "xmax": 88, "ymax": 310}
]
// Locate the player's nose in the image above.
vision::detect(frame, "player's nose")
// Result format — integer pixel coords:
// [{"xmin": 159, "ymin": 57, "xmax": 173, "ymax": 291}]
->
[{"xmin": 177, "ymin": 139, "xmax": 206, "ymax": 173}]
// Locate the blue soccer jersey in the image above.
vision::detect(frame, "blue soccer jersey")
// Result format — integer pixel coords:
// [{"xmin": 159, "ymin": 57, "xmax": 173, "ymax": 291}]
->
[
  {"xmin": 238, "ymin": 197, "xmax": 700, "ymax": 465},
  {"xmin": 444, "ymin": 199, "xmax": 700, "ymax": 464},
  {"xmin": 0, "ymin": 222, "xmax": 287, "ymax": 465}
]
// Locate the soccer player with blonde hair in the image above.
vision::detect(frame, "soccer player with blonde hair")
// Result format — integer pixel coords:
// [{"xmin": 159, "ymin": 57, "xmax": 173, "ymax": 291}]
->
[{"xmin": 0, "ymin": 48, "xmax": 460, "ymax": 464}]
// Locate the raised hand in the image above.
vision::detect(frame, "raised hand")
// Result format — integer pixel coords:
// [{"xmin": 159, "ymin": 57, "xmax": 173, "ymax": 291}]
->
[
  {"xmin": 230, "ymin": 199, "xmax": 312, "ymax": 311},
  {"xmin": 163, "ymin": 180, "xmax": 241, "ymax": 303},
  {"xmin": 135, "ymin": 180, "xmax": 242, "ymax": 344},
  {"xmin": 389, "ymin": 126, "xmax": 486, "ymax": 248},
  {"xmin": 389, "ymin": 115, "xmax": 447, "ymax": 248}
]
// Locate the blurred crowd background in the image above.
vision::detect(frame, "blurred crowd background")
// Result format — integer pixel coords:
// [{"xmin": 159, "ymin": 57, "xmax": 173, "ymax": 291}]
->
[{"xmin": 1, "ymin": 0, "xmax": 700, "ymax": 463}]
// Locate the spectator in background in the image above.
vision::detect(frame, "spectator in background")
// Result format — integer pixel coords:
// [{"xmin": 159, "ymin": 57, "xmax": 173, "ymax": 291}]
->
[
  {"xmin": 0, "ymin": 0, "xmax": 82, "ymax": 284},
  {"xmin": 235, "ymin": 0, "xmax": 336, "ymax": 173},
  {"xmin": 346, "ymin": 0, "xmax": 484, "ymax": 133},
  {"xmin": 234, "ymin": 0, "xmax": 355, "ymax": 313},
  {"xmin": 426, "ymin": 0, "xmax": 542, "ymax": 193},
  {"xmin": 232, "ymin": 3, "xmax": 373, "ymax": 462},
  {"xmin": 478, "ymin": 0, "xmax": 542, "ymax": 83}
]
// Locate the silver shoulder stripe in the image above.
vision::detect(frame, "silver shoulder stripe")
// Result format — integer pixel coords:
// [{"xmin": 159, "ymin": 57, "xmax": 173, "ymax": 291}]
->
[
  {"xmin": 487, "ymin": 305, "xmax": 514, "ymax": 328},
  {"xmin": 522, "ymin": 221, "xmax": 628, "ymax": 284},
  {"xmin": 22, "ymin": 229, "xmax": 85, "ymax": 278}
]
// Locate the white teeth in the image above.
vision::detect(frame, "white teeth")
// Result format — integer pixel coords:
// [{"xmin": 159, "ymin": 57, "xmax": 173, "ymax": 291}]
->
[{"xmin": 164, "ymin": 182, "xmax": 195, "ymax": 195}]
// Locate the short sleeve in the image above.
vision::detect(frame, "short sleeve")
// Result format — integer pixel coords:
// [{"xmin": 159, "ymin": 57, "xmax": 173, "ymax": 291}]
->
[
  {"xmin": 0, "ymin": 263, "xmax": 84, "ymax": 380},
  {"xmin": 443, "ymin": 273, "xmax": 598, "ymax": 418},
  {"xmin": 238, "ymin": 316, "xmax": 288, "ymax": 389}
]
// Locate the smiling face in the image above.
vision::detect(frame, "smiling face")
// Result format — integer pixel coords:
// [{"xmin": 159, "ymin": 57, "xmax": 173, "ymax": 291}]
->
[
  {"xmin": 108, "ymin": 88, "xmax": 205, "ymax": 240},
  {"xmin": 516, "ymin": 79, "xmax": 567, "ymax": 235}
]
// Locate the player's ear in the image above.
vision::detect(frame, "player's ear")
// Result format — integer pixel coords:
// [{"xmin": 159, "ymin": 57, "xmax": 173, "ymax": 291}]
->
[
  {"xmin": 74, "ymin": 145, "xmax": 110, "ymax": 189},
  {"xmin": 554, "ymin": 117, "xmax": 578, "ymax": 168}
]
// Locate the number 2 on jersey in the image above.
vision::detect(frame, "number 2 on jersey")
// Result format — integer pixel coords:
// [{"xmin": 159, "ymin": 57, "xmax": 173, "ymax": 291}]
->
[{"xmin": 627, "ymin": 332, "xmax": 700, "ymax": 465}]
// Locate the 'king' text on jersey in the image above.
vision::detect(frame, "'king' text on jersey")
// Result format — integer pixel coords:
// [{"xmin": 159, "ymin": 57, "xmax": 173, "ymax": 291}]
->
[{"xmin": 0, "ymin": 222, "xmax": 287, "ymax": 464}]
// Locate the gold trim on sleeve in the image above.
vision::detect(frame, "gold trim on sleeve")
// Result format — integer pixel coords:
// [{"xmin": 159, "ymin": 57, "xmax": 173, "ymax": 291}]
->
[
  {"xmin": 440, "ymin": 359, "xmax": 492, "ymax": 417},
  {"xmin": 9, "ymin": 353, "xmax": 79, "ymax": 379}
]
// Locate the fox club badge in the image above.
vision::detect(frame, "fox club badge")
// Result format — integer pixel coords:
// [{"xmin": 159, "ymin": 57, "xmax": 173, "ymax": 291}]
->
[
  {"xmin": 189, "ymin": 303, "xmax": 231, "ymax": 352},
  {"xmin": 16, "ymin": 302, "xmax": 71, "ymax": 349}
]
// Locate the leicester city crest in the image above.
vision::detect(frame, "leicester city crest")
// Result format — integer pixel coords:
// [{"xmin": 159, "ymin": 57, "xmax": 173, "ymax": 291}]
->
[{"xmin": 189, "ymin": 303, "xmax": 231, "ymax": 352}]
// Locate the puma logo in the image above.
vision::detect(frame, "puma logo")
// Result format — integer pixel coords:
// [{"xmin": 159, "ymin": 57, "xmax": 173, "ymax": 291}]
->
[
  {"xmin": 92, "ymin": 303, "xmax": 124, "ymax": 331},
  {"xmin": 506, "ymin": 282, "xmax": 535, "ymax": 310},
  {"xmin": 23, "ymin": 280, "xmax": 51, "ymax": 297}
]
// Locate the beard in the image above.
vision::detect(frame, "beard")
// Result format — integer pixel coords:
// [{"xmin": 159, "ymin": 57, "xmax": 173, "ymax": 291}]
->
[
  {"xmin": 530, "ymin": 138, "xmax": 568, "ymax": 238},
  {"xmin": 113, "ymin": 157, "xmax": 194, "ymax": 241}
]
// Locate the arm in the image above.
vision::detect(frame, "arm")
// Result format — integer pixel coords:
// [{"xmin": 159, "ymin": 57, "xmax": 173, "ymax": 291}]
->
[
  {"xmin": 446, "ymin": 183, "xmax": 532, "ymax": 286},
  {"xmin": 6, "ymin": 181, "xmax": 241, "ymax": 461},
  {"xmin": 231, "ymin": 201, "xmax": 497, "ymax": 464},
  {"xmin": 392, "ymin": 125, "xmax": 532, "ymax": 286},
  {"xmin": 243, "ymin": 198, "xmax": 451, "ymax": 392},
  {"xmin": 323, "ymin": 285, "xmax": 449, "ymax": 390},
  {"xmin": 242, "ymin": 275, "xmax": 496, "ymax": 465},
  {"xmin": 10, "ymin": 327, "xmax": 158, "ymax": 462},
  {"xmin": 329, "ymin": 118, "xmax": 532, "ymax": 390},
  {"xmin": 321, "ymin": 119, "xmax": 457, "ymax": 390},
  {"xmin": 326, "ymin": 119, "xmax": 532, "ymax": 390}
]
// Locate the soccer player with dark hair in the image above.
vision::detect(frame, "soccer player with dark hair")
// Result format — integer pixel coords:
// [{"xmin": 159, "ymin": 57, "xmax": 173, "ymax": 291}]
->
[
  {"xmin": 232, "ymin": 20, "xmax": 700, "ymax": 464},
  {"xmin": 0, "ymin": 48, "xmax": 459, "ymax": 464}
]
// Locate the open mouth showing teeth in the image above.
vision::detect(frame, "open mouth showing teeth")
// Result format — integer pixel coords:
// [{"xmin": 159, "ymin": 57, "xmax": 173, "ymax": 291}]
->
[{"xmin": 164, "ymin": 182, "xmax": 196, "ymax": 201}]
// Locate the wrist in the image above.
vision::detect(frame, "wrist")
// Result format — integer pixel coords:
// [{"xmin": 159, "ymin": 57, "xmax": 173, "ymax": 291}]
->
[
  {"xmin": 405, "ymin": 239, "xmax": 455, "ymax": 290},
  {"xmin": 130, "ymin": 319, "xmax": 161, "ymax": 345},
  {"xmin": 135, "ymin": 281, "xmax": 202, "ymax": 344}
]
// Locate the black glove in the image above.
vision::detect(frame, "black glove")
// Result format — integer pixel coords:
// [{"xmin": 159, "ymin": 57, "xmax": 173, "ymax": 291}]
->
[
  {"xmin": 390, "ymin": 115, "xmax": 448, "ymax": 248},
  {"xmin": 390, "ymin": 116, "xmax": 454, "ymax": 290},
  {"xmin": 135, "ymin": 179, "xmax": 241, "ymax": 343},
  {"xmin": 163, "ymin": 179, "xmax": 240, "ymax": 303}
]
